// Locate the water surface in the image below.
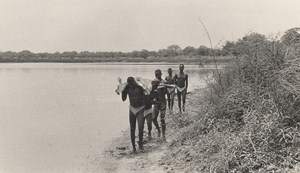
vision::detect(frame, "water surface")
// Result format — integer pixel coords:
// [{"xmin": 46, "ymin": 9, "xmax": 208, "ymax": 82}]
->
[{"xmin": 0, "ymin": 63, "xmax": 211, "ymax": 173}]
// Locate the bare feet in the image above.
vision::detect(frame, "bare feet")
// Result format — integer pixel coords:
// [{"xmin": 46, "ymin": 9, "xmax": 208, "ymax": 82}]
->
[
  {"xmin": 148, "ymin": 132, "xmax": 152, "ymax": 140},
  {"xmin": 138, "ymin": 144, "xmax": 144, "ymax": 153},
  {"xmin": 131, "ymin": 148, "xmax": 137, "ymax": 154}
]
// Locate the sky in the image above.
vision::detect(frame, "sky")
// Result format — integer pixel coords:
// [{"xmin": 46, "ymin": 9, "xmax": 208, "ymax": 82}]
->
[{"xmin": 0, "ymin": 0, "xmax": 300, "ymax": 53}]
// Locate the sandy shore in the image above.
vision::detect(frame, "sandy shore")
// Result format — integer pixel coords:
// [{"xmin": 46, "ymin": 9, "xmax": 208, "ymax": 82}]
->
[{"xmin": 95, "ymin": 88, "xmax": 206, "ymax": 173}]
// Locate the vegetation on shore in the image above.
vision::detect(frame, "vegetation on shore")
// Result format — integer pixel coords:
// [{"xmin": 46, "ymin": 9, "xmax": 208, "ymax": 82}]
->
[
  {"xmin": 0, "ymin": 54, "xmax": 232, "ymax": 65},
  {"xmin": 0, "ymin": 44, "xmax": 233, "ymax": 63},
  {"xmin": 163, "ymin": 27, "xmax": 300, "ymax": 172}
]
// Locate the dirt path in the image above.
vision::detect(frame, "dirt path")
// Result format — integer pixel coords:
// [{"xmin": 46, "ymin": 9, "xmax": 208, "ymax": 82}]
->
[
  {"xmin": 98, "ymin": 127, "xmax": 178, "ymax": 173},
  {"xmin": 93, "ymin": 91, "xmax": 203, "ymax": 173},
  {"xmin": 79, "ymin": 112, "xmax": 180, "ymax": 173}
]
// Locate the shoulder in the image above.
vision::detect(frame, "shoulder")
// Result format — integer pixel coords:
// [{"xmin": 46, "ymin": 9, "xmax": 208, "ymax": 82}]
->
[
  {"xmin": 150, "ymin": 89, "xmax": 158, "ymax": 95},
  {"xmin": 136, "ymin": 85, "xmax": 145, "ymax": 91},
  {"xmin": 122, "ymin": 86, "xmax": 129, "ymax": 94},
  {"xmin": 154, "ymin": 89, "xmax": 160, "ymax": 96},
  {"xmin": 155, "ymin": 89, "xmax": 159, "ymax": 93},
  {"xmin": 153, "ymin": 89, "xmax": 159, "ymax": 93},
  {"xmin": 123, "ymin": 85, "xmax": 129, "ymax": 91}
]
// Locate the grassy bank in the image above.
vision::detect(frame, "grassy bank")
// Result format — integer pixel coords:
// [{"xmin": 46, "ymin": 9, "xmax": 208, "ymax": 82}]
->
[
  {"xmin": 162, "ymin": 29, "xmax": 300, "ymax": 172},
  {"xmin": 100, "ymin": 28, "xmax": 299, "ymax": 172}
]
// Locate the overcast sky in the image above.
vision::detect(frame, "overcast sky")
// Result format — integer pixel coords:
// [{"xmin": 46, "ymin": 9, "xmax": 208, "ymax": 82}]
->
[{"xmin": 0, "ymin": 0, "xmax": 300, "ymax": 53}]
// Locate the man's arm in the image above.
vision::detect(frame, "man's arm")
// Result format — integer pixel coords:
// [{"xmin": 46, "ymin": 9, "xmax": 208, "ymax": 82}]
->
[
  {"xmin": 185, "ymin": 74, "xmax": 188, "ymax": 90},
  {"xmin": 122, "ymin": 88, "xmax": 128, "ymax": 101},
  {"xmin": 152, "ymin": 90, "xmax": 160, "ymax": 104},
  {"xmin": 161, "ymin": 80, "xmax": 167, "ymax": 95},
  {"xmin": 149, "ymin": 90, "xmax": 157, "ymax": 104},
  {"xmin": 174, "ymin": 74, "xmax": 178, "ymax": 85},
  {"xmin": 165, "ymin": 84, "xmax": 168, "ymax": 95},
  {"xmin": 172, "ymin": 75, "xmax": 176, "ymax": 84}
]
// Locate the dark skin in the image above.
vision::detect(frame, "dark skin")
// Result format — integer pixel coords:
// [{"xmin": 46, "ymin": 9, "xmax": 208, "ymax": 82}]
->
[
  {"xmin": 175, "ymin": 65, "xmax": 188, "ymax": 113},
  {"xmin": 147, "ymin": 81, "xmax": 159, "ymax": 107},
  {"xmin": 165, "ymin": 68, "xmax": 176, "ymax": 111},
  {"xmin": 165, "ymin": 68, "xmax": 175, "ymax": 84},
  {"xmin": 153, "ymin": 70, "xmax": 167, "ymax": 138},
  {"xmin": 122, "ymin": 81, "xmax": 145, "ymax": 108},
  {"xmin": 175, "ymin": 65, "xmax": 188, "ymax": 89},
  {"xmin": 155, "ymin": 71, "xmax": 162, "ymax": 81},
  {"xmin": 150, "ymin": 81, "xmax": 159, "ymax": 102},
  {"xmin": 155, "ymin": 71, "xmax": 167, "ymax": 101},
  {"xmin": 122, "ymin": 78, "xmax": 145, "ymax": 152},
  {"xmin": 144, "ymin": 81, "xmax": 160, "ymax": 139}
]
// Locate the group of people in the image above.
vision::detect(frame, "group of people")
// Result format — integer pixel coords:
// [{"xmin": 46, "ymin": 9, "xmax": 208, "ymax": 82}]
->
[{"xmin": 121, "ymin": 64, "xmax": 188, "ymax": 153}]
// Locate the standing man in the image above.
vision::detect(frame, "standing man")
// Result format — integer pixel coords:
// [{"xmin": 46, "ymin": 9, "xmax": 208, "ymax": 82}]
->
[
  {"xmin": 152, "ymin": 69, "xmax": 167, "ymax": 139},
  {"xmin": 165, "ymin": 68, "xmax": 176, "ymax": 113},
  {"xmin": 175, "ymin": 64, "xmax": 188, "ymax": 113},
  {"xmin": 122, "ymin": 77, "xmax": 145, "ymax": 153},
  {"xmin": 144, "ymin": 80, "xmax": 160, "ymax": 140}
]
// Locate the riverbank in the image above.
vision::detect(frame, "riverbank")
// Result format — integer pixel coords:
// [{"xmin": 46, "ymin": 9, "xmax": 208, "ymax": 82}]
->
[
  {"xmin": 92, "ymin": 32, "xmax": 300, "ymax": 172},
  {"xmin": 96, "ymin": 88, "xmax": 208, "ymax": 173},
  {"xmin": 97, "ymin": 51, "xmax": 300, "ymax": 173}
]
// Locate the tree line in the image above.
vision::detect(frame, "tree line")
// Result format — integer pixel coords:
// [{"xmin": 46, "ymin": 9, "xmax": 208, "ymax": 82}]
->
[
  {"xmin": 0, "ymin": 44, "xmax": 227, "ymax": 62},
  {"xmin": 1, "ymin": 28, "xmax": 297, "ymax": 62}
]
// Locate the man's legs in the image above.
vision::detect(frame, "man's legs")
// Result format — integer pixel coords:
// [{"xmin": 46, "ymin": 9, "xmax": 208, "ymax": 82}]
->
[
  {"xmin": 145, "ymin": 113, "xmax": 152, "ymax": 139},
  {"xmin": 136, "ymin": 110, "xmax": 145, "ymax": 151},
  {"xmin": 166, "ymin": 92, "xmax": 171, "ymax": 110},
  {"xmin": 170, "ymin": 91, "xmax": 175, "ymax": 112},
  {"xmin": 160, "ymin": 101, "xmax": 167, "ymax": 138},
  {"xmin": 177, "ymin": 90, "xmax": 182, "ymax": 113},
  {"xmin": 152, "ymin": 104, "xmax": 161, "ymax": 137},
  {"xmin": 182, "ymin": 89, "xmax": 187, "ymax": 112},
  {"xmin": 129, "ymin": 110, "xmax": 136, "ymax": 152}
]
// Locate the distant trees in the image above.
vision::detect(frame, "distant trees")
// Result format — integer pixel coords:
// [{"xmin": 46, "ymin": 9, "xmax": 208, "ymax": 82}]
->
[
  {"xmin": 138, "ymin": 49, "xmax": 149, "ymax": 59},
  {"xmin": 62, "ymin": 51, "xmax": 78, "ymax": 59},
  {"xmin": 197, "ymin": 45, "xmax": 211, "ymax": 56},
  {"xmin": 158, "ymin": 49, "xmax": 169, "ymax": 57},
  {"xmin": 219, "ymin": 33, "xmax": 276, "ymax": 56},
  {"xmin": 167, "ymin": 45, "xmax": 182, "ymax": 56},
  {"xmin": 5, "ymin": 29, "xmax": 298, "ymax": 62},
  {"xmin": 182, "ymin": 46, "xmax": 196, "ymax": 56},
  {"xmin": 0, "ymin": 45, "xmax": 219, "ymax": 62},
  {"xmin": 19, "ymin": 50, "xmax": 34, "ymax": 59},
  {"xmin": 155, "ymin": 45, "xmax": 217, "ymax": 57},
  {"xmin": 222, "ymin": 41, "xmax": 236, "ymax": 55},
  {"xmin": 131, "ymin": 51, "xmax": 139, "ymax": 58}
]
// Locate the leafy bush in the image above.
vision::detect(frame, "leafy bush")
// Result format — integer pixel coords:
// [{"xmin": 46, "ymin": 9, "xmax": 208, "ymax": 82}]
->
[{"xmin": 165, "ymin": 28, "xmax": 300, "ymax": 172}]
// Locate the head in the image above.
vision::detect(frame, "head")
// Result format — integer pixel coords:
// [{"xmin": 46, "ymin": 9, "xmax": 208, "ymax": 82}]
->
[
  {"xmin": 127, "ymin": 76, "xmax": 136, "ymax": 87},
  {"xmin": 168, "ymin": 68, "xmax": 172, "ymax": 75},
  {"xmin": 155, "ymin": 69, "xmax": 162, "ymax": 80},
  {"xmin": 151, "ymin": 79, "xmax": 160, "ymax": 89},
  {"xmin": 179, "ymin": 64, "xmax": 184, "ymax": 72}
]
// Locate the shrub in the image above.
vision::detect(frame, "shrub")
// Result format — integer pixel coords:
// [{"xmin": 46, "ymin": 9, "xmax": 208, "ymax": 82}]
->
[{"xmin": 166, "ymin": 28, "xmax": 300, "ymax": 172}]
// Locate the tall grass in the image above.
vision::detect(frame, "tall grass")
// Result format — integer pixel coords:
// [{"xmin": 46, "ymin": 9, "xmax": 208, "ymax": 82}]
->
[{"xmin": 165, "ymin": 28, "xmax": 300, "ymax": 172}]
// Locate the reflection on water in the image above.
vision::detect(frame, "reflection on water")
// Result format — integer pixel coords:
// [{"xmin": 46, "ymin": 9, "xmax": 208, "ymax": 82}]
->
[{"xmin": 0, "ymin": 63, "xmax": 212, "ymax": 173}]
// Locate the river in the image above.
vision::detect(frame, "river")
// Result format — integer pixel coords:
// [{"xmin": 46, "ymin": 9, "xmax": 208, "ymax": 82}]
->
[{"xmin": 0, "ymin": 63, "xmax": 212, "ymax": 173}]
